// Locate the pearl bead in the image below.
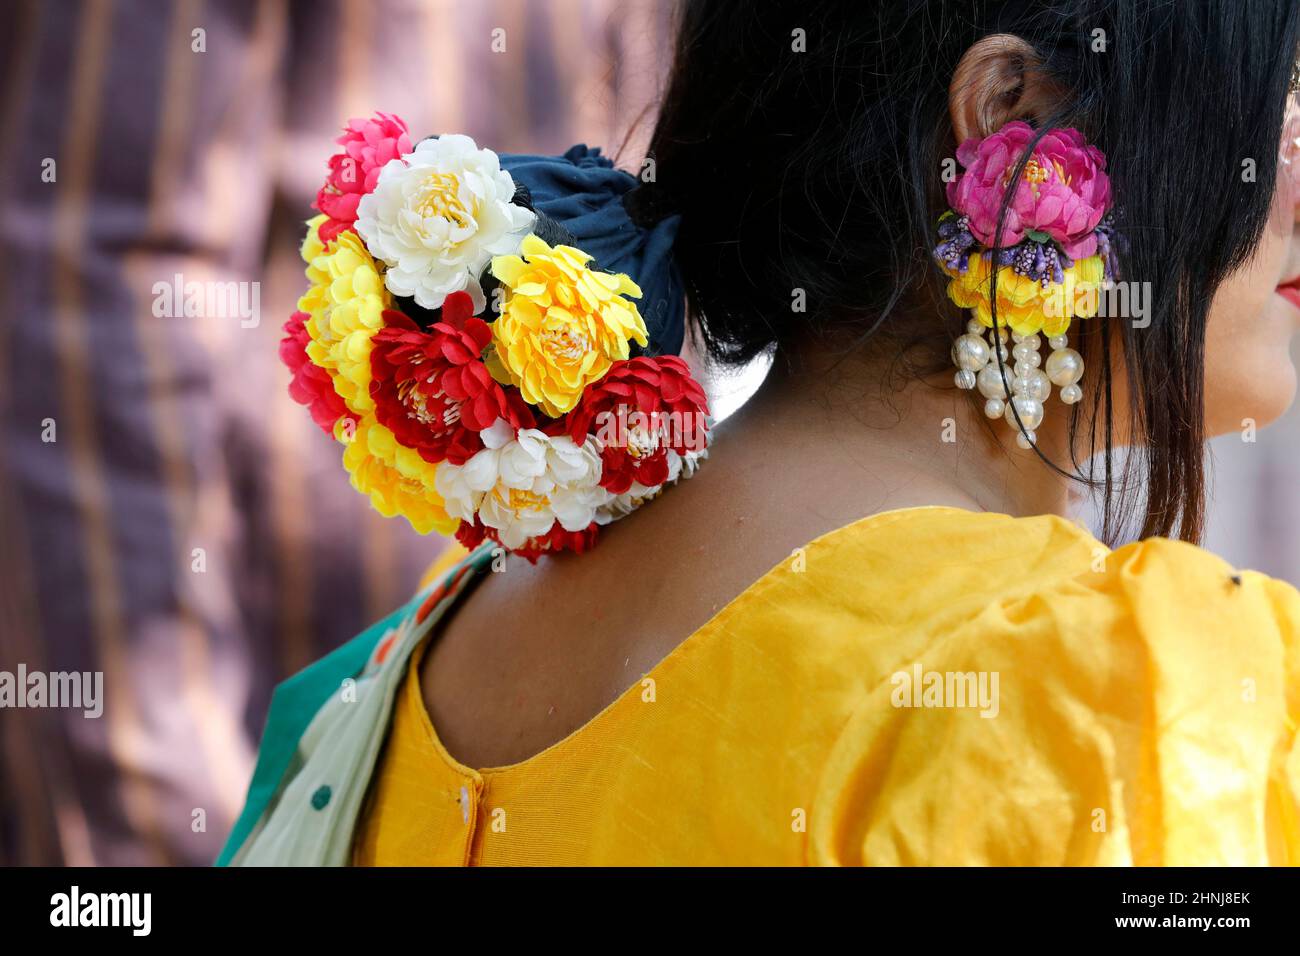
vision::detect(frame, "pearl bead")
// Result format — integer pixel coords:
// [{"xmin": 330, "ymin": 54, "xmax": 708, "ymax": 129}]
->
[
  {"xmin": 1022, "ymin": 368, "xmax": 1051, "ymax": 402},
  {"xmin": 991, "ymin": 327, "xmax": 1009, "ymax": 343},
  {"xmin": 952, "ymin": 334, "xmax": 991, "ymax": 372},
  {"xmin": 1004, "ymin": 395, "xmax": 1044, "ymax": 431},
  {"xmin": 1048, "ymin": 335, "xmax": 1068, "ymax": 350},
  {"xmin": 954, "ymin": 369, "xmax": 977, "ymax": 389},
  {"xmin": 1012, "ymin": 343, "xmax": 1042, "ymax": 367},
  {"xmin": 977, "ymin": 363, "xmax": 1012, "ymax": 399},
  {"xmin": 1016, "ymin": 430, "xmax": 1036, "ymax": 450},
  {"xmin": 1060, "ymin": 383, "xmax": 1083, "ymax": 404},
  {"xmin": 1045, "ymin": 347, "xmax": 1084, "ymax": 386},
  {"xmin": 966, "ymin": 319, "xmax": 985, "ymax": 335},
  {"xmin": 984, "ymin": 397, "xmax": 1005, "ymax": 418},
  {"xmin": 1013, "ymin": 359, "xmax": 1038, "ymax": 381},
  {"xmin": 1011, "ymin": 332, "xmax": 1025, "ymax": 344}
]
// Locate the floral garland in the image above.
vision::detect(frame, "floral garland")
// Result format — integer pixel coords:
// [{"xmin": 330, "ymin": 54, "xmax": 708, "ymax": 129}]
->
[{"xmin": 281, "ymin": 113, "xmax": 711, "ymax": 561}]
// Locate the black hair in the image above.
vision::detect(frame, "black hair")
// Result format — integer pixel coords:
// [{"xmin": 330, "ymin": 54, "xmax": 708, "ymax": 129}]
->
[{"xmin": 633, "ymin": 0, "xmax": 1300, "ymax": 543}]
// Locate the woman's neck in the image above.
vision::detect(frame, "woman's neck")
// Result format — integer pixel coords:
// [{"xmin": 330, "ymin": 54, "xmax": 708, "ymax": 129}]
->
[{"xmin": 717, "ymin": 346, "xmax": 1079, "ymax": 523}]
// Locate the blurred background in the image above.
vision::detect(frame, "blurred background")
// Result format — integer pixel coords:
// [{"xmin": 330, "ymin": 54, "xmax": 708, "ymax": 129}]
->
[
  {"xmin": 0, "ymin": 0, "xmax": 676, "ymax": 866},
  {"xmin": 1, "ymin": 0, "xmax": 1297, "ymax": 866}
]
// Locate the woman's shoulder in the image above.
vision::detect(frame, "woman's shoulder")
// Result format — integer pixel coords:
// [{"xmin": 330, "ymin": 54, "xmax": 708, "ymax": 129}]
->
[
  {"xmin": 415, "ymin": 504, "xmax": 1300, "ymax": 689},
  {"xmin": 1058, "ymin": 532, "xmax": 1300, "ymax": 648},
  {"xmin": 794, "ymin": 514, "xmax": 1300, "ymax": 866},
  {"xmin": 707, "ymin": 504, "xmax": 1300, "ymax": 660}
]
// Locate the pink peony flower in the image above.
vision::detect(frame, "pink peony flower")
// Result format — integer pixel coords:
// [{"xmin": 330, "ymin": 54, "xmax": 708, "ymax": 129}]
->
[
  {"xmin": 947, "ymin": 121, "xmax": 1112, "ymax": 259},
  {"xmin": 314, "ymin": 112, "xmax": 413, "ymax": 244},
  {"xmin": 279, "ymin": 311, "xmax": 355, "ymax": 434}
]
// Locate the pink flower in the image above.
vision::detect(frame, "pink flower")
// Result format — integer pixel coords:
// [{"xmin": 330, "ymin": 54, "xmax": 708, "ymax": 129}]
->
[
  {"xmin": 279, "ymin": 311, "xmax": 355, "ymax": 434},
  {"xmin": 314, "ymin": 112, "xmax": 413, "ymax": 244},
  {"xmin": 947, "ymin": 121, "xmax": 1112, "ymax": 259}
]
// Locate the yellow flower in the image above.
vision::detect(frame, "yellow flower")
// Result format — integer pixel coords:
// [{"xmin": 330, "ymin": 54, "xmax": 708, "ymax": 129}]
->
[
  {"xmin": 945, "ymin": 253, "xmax": 1104, "ymax": 337},
  {"xmin": 341, "ymin": 419, "xmax": 458, "ymax": 536},
  {"xmin": 301, "ymin": 213, "xmax": 328, "ymax": 263},
  {"xmin": 297, "ymin": 217, "xmax": 391, "ymax": 415},
  {"xmin": 490, "ymin": 234, "xmax": 649, "ymax": 417},
  {"xmin": 293, "ymin": 217, "xmax": 455, "ymax": 538}
]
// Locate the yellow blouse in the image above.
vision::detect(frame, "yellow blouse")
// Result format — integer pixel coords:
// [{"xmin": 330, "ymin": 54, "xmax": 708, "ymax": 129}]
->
[{"xmin": 352, "ymin": 506, "xmax": 1300, "ymax": 866}]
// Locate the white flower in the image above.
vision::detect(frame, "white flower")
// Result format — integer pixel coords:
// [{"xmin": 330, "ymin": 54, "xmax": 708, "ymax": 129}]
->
[
  {"xmin": 355, "ymin": 134, "xmax": 535, "ymax": 313},
  {"xmin": 677, "ymin": 446, "xmax": 708, "ymax": 479},
  {"xmin": 594, "ymin": 479, "xmax": 660, "ymax": 524},
  {"xmin": 593, "ymin": 447, "xmax": 708, "ymax": 524},
  {"xmin": 435, "ymin": 420, "xmax": 612, "ymax": 549}
]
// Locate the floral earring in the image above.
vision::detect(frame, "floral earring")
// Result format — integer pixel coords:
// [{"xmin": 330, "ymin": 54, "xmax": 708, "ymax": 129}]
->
[{"xmin": 933, "ymin": 121, "xmax": 1118, "ymax": 448}]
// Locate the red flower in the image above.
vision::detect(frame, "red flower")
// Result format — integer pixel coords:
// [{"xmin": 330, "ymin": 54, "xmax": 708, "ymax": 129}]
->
[
  {"xmin": 514, "ymin": 522, "xmax": 600, "ymax": 562},
  {"xmin": 565, "ymin": 356, "xmax": 710, "ymax": 495},
  {"xmin": 456, "ymin": 516, "xmax": 600, "ymax": 563},
  {"xmin": 279, "ymin": 311, "xmax": 354, "ymax": 434},
  {"xmin": 454, "ymin": 518, "xmax": 489, "ymax": 552},
  {"xmin": 369, "ymin": 292, "xmax": 533, "ymax": 465},
  {"xmin": 314, "ymin": 112, "xmax": 413, "ymax": 243}
]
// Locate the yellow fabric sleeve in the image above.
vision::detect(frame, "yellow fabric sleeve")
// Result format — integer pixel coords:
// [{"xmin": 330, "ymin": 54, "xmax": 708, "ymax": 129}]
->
[{"xmin": 810, "ymin": 537, "xmax": 1300, "ymax": 866}]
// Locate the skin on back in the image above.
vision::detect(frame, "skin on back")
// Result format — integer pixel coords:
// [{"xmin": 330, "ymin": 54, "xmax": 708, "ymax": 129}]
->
[{"xmin": 418, "ymin": 351, "xmax": 1053, "ymax": 769}]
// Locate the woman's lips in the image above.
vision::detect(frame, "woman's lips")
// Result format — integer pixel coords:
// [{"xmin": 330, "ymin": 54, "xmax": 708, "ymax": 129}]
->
[{"xmin": 1278, "ymin": 280, "xmax": 1300, "ymax": 313}]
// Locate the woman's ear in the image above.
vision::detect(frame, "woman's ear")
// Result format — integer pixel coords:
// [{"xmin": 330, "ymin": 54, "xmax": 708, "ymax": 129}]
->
[{"xmin": 949, "ymin": 34, "xmax": 1067, "ymax": 143}]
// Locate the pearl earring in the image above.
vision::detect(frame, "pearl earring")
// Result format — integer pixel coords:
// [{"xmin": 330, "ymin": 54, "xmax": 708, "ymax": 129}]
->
[
  {"xmin": 934, "ymin": 120, "xmax": 1119, "ymax": 448},
  {"xmin": 952, "ymin": 321, "xmax": 1083, "ymax": 448}
]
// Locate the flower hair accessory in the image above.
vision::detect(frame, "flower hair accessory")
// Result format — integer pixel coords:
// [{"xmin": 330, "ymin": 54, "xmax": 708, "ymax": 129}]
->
[
  {"xmin": 933, "ymin": 121, "xmax": 1120, "ymax": 448},
  {"xmin": 282, "ymin": 113, "xmax": 710, "ymax": 561}
]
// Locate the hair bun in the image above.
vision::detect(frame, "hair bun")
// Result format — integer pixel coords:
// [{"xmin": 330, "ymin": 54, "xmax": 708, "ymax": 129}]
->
[
  {"xmin": 284, "ymin": 119, "xmax": 710, "ymax": 559},
  {"xmin": 500, "ymin": 145, "xmax": 686, "ymax": 356}
]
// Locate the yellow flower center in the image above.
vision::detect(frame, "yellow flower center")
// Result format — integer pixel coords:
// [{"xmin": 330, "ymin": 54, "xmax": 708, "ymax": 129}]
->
[
  {"xmin": 396, "ymin": 374, "xmax": 460, "ymax": 431},
  {"xmin": 1022, "ymin": 157, "xmax": 1050, "ymax": 185},
  {"xmin": 626, "ymin": 424, "xmax": 658, "ymax": 460},
  {"xmin": 493, "ymin": 486, "xmax": 551, "ymax": 513},
  {"xmin": 395, "ymin": 476, "xmax": 426, "ymax": 498},
  {"xmin": 1001, "ymin": 155, "xmax": 1072, "ymax": 199},
  {"xmin": 413, "ymin": 171, "xmax": 471, "ymax": 229},
  {"xmin": 541, "ymin": 325, "xmax": 591, "ymax": 363}
]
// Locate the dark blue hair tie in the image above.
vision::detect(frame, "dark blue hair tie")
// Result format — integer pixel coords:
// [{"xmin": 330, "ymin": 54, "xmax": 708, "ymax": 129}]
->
[{"xmin": 500, "ymin": 145, "xmax": 686, "ymax": 357}]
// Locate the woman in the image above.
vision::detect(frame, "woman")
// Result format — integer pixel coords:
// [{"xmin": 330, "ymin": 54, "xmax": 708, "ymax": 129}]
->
[{"xmin": 222, "ymin": 0, "xmax": 1300, "ymax": 865}]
